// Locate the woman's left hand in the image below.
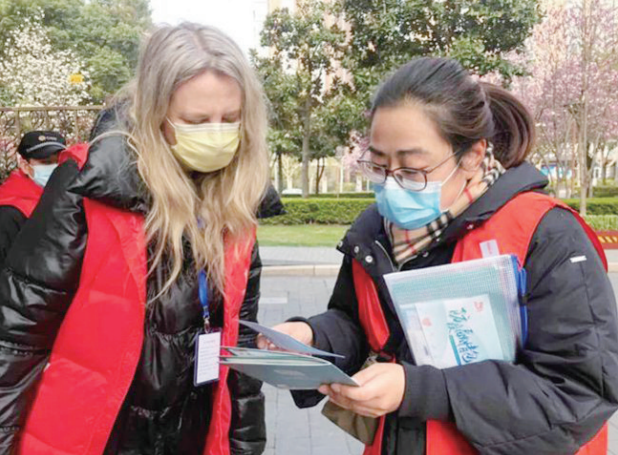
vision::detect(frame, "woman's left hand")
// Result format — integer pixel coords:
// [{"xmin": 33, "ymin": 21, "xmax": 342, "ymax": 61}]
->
[{"xmin": 318, "ymin": 363, "xmax": 406, "ymax": 418}]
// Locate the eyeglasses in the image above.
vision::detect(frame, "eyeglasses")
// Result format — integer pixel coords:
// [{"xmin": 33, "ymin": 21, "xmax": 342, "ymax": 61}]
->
[{"xmin": 357, "ymin": 150, "xmax": 461, "ymax": 191}]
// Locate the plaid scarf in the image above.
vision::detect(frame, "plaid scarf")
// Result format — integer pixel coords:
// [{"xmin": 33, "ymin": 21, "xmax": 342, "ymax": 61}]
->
[{"xmin": 386, "ymin": 147, "xmax": 505, "ymax": 265}]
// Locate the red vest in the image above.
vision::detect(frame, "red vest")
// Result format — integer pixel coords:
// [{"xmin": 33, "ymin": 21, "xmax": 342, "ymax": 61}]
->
[
  {"xmin": 355, "ymin": 192, "xmax": 608, "ymax": 455},
  {"xmin": 58, "ymin": 143, "xmax": 89, "ymax": 169},
  {"xmin": 0, "ymin": 170, "xmax": 43, "ymax": 217},
  {"xmin": 18, "ymin": 197, "xmax": 255, "ymax": 454},
  {"xmin": 0, "ymin": 143, "xmax": 89, "ymax": 218}
]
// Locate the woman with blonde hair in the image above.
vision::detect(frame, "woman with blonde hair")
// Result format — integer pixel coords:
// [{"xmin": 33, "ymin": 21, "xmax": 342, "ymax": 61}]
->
[{"xmin": 0, "ymin": 23, "xmax": 279, "ymax": 455}]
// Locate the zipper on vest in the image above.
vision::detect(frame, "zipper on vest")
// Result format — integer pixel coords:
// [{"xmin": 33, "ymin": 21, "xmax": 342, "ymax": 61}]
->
[
  {"xmin": 398, "ymin": 255, "xmax": 416, "ymax": 272},
  {"xmin": 373, "ymin": 239, "xmax": 419, "ymax": 272},
  {"xmin": 374, "ymin": 240, "xmax": 396, "ymax": 273}
]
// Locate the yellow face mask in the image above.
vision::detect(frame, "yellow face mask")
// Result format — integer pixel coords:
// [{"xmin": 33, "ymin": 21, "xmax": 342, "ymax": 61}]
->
[{"xmin": 167, "ymin": 120, "xmax": 241, "ymax": 173}]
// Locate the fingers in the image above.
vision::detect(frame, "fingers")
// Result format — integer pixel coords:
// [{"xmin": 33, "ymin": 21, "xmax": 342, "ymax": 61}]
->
[
  {"xmin": 256, "ymin": 322, "xmax": 314, "ymax": 349},
  {"xmin": 351, "ymin": 363, "xmax": 384, "ymax": 386},
  {"xmin": 333, "ymin": 378, "xmax": 381, "ymax": 402},
  {"xmin": 256, "ymin": 334, "xmax": 278, "ymax": 351},
  {"xmin": 330, "ymin": 365, "xmax": 385, "ymax": 402},
  {"xmin": 321, "ymin": 380, "xmax": 377, "ymax": 410},
  {"xmin": 256, "ymin": 334, "xmax": 269, "ymax": 349},
  {"xmin": 318, "ymin": 365, "xmax": 399, "ymax": 418}
]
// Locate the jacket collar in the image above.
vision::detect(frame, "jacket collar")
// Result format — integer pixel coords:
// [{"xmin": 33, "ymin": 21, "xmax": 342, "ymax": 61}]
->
[{"xmin": 68, "ymin": 107, "xmax": 149, "ymax": 213}]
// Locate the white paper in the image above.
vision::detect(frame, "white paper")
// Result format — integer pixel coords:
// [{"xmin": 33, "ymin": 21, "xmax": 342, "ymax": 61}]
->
[
  {"xmin": 412, "ymin": 295, "xmax": 504, "ymax": 368},
  {"xmin": 384, "ymin": 254, "xmax": 523, "ymax": 369},
  {"xmin": 195, "ymin": 332, "xmax": 221, "ymax": 385}
]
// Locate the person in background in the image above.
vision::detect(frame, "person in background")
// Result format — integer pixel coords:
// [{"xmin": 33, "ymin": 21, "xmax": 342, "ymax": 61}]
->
[{"xmin": 0, "ymin": 131, "xmax": 66, "ymax": 264}]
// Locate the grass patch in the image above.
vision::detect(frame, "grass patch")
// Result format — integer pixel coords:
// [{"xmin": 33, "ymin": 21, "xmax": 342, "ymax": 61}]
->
[
  {"xmin": 258, "ymin": 217, "xmax": 618, "ymax": 247},
  {"xmin": 257, "ymin": 224, "xmax": 349, "ymax": 247},
  {"xmin": 585, "ymin": 215, "xmax": 618, "ymax": 231}
]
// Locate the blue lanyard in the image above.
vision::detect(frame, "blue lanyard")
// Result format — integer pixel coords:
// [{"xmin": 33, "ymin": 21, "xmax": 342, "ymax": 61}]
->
[
  {"xmin": 196, "ymin": 217, "xmax": 211, "ymax": 332},
  {"xmin": 198, "ymin": 270, "xmax": 211, "ymax": 332}
]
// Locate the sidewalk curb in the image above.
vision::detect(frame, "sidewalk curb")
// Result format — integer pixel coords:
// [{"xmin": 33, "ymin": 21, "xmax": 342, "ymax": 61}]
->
[
  {"xmin": 262, "ymin": 264, "xmax": 339, "ymax": 276},
  {"xmin": 263, "ymin": 262, "xmax": 618, "ymax": 276}
]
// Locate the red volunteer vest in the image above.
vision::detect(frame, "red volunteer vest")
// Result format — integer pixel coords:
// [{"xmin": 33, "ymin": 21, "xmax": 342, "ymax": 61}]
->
[
  {"xmin": 18, "ymin": 197, "xmax": 255, "ymax": 455},
  {"xmin": 0, "ymin": 143, "xmax": 89, "ymax": 218},
  {"xmin": 0, "ymin": 170, "xmax": 43, "ymax": 217},
  {"xmin": 354, "ymin": 192, "xmax": 608, "ymax": 455}
]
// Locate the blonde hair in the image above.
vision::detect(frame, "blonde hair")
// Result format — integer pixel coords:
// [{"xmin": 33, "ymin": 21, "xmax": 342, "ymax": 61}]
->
[{"xmin": 116, "ymin": 23, "xmax": 269, "ymax": 295}]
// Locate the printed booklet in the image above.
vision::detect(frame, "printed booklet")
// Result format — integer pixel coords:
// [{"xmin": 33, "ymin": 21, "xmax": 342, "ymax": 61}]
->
[
  {"xmin": 383, "ymin": 254, "xmax": 526, "ymax": 369},
  {"xmin": 220, "ymin": 320, "xmax": 358, "ymax": 390}
]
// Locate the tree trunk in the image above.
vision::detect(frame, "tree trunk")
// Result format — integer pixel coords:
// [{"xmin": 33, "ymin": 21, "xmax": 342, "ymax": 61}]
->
[
  {"xmin": 315, "ymin": 158, "xmax": 326, "ymax": 194},
  {"xmin": 277, "ymin": 152, "xmax": 284, "ymax": 194},
  {"xmin": 338, "ymin": 160, "xmax": 344, "ymax": 195},
  {"xmin": 570, "ymin": 143, "xmax": 577, "ymax": 199},
  {"xmin": 301, "ymin": 97, "xmax": 311, "ymax": 199},
  {"xmin": 579, "ymin": 141, "xmax": 588, "ymax": 215},
  {"xmin": 601, "ymin": 145, "xmax": 608, "ymax": 185},
  {"xmin": 579, "ymin": 1, "xmax": 590, "ymax": 215}
]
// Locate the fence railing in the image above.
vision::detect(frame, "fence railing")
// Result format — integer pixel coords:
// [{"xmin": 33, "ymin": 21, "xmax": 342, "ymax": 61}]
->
[{"xmin": 0, "ymin": 105, "xmax": 104, "ymax": 180}]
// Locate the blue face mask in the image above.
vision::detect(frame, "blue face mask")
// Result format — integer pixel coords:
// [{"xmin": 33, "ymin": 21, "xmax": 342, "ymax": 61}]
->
[
  {"xmin": 32, "ymin": 164, "xmax": 58, "ymax": 187},
  {"xmin": 375, "ymin": 165, "xmax": 460, "ymax": 230}
]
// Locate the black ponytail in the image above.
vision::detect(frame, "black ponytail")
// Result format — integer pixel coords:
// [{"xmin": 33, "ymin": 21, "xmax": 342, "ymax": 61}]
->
[
  {"xmin": 480, "ymin": 82, "xmax": 535, "ymax": 168},
  {"xmin": 372, "ymin": 58, "xmax": 535, "ymax": 169}
]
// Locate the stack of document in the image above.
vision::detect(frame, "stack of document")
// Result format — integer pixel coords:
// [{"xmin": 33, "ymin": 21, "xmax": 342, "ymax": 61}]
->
[
  {"xmin": 384, "ymin": 254, "xmax": 526, "ymax": 369},
  {"xmin": 220, "ymin": 321, "xmax": 359, "ymax": 390}
]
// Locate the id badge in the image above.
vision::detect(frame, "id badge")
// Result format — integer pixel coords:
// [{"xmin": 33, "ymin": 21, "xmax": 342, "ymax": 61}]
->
[{"xmin": 194, "ymin": 330, "xmax": 221, "ymax": 386}]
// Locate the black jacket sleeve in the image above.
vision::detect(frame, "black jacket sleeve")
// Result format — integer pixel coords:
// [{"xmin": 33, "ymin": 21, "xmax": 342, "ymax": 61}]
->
[
  {"xmin": 400, "ymin": 208, "xmax": 618, "ymax": 454},
  {"xmin": 0, "ymin": 161, "xmax": 87, "ymax": 452},
  {"xmin": 290, "ymin": 255, "xmax": 370, "ymax": 408},
  {"xmin": 256, "ymin": 185, "xmax": 284, "ymax": 220},
  {"xmin": 0, "ymin": 207, "xmax": 26, "ymax": 269},
  {"xmin": 227, "ymin": 242, "xmax": 266, "ymax": 455}
]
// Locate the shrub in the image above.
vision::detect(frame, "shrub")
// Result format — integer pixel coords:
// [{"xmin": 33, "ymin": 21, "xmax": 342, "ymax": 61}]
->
[
  {"xmin": 262, "ymin": 198, "xmax": 374, "ymax": 225},
  {"xmin": 563, "ymin": 198, "xmax": 618, "ymax": 215},
  {"xmin": 280, "ymin": 192, "xmax": 374, "ymax": 199},
  {"xmin": 263, "ymin": 197, "xmax": 618, "ymax": 226},
  {"xmin": 591, "ymin": 186, "xmax": 618, "ymax": 198}
]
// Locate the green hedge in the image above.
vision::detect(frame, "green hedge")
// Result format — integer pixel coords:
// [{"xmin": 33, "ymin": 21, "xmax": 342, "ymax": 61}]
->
[
  {"xmin": 261, "ymin": 198, "xmax": 374, "ymax": 225},
  {"xmin": 591, "ymin": 186, "xmax": 618, "ymax": 198},
  {"xmin": 563, "ymin": 198, "xmax": 618, "ymax": 215},
  {"xmin": 546, "ymin": 186, "xmax": 618, "ymax": 198},
  {"xmin": 263, "ymin": 197, "xmax": 618, "ymax": 225},
  {"xmin": 282, "ymin": 192, "xmax": 374, "ymax": 199}
]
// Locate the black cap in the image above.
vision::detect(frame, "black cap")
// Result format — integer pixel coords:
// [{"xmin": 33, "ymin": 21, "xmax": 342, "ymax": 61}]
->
[{"xmin": 17, "ymin": 131, "xmax": 66, "ymax": 160}]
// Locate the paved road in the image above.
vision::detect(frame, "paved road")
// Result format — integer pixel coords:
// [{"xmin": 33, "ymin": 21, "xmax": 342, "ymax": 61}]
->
[
  {"xmin": 260, "ymin": 246, "xmax": 343, "ymax": 267},
  {"xmin": 258, "ymin": 274, "xmax": 618, "ymax": 455}
]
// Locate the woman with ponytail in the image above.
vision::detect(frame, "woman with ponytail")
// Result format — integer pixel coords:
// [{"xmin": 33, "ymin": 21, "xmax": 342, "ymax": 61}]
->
[{"xmin": 262, "ymin": 57, "xmax": 618, "ymax": 454}]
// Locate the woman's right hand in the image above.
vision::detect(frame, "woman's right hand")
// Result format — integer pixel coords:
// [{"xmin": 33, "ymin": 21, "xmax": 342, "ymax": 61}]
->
[{"xmin": 256, "ymin": 322, "xmax": 314, "ymax": 350}]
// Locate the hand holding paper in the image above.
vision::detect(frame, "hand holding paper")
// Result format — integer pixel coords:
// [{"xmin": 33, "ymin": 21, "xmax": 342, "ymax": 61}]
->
[
  {"xmin": 220, "ymin": 320, "xmax": 355, "ymax": 390},
  {"xmin": 319, "ymin": 363, "xmax": 405, "ymax": 418},
  {"xmin": 240, "ymin": 320, "xmax": 343, "ymax": 358},
  {"xmin": 255, "ymin": 321, "xmax": 313, "ymax": 351}
]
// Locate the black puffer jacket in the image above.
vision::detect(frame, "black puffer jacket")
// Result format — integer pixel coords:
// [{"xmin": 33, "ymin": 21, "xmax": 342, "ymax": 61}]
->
[
  {"xmin": 292, "ymin": 163, "xmax": 618, "ymax": 455},
  {"xmin": 0, "ymin": 206, "xmax": 26, "ymax": 268},
  {"xmin": 0, "ymin": 111, "xmax": 282, "ymax": 454}
]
